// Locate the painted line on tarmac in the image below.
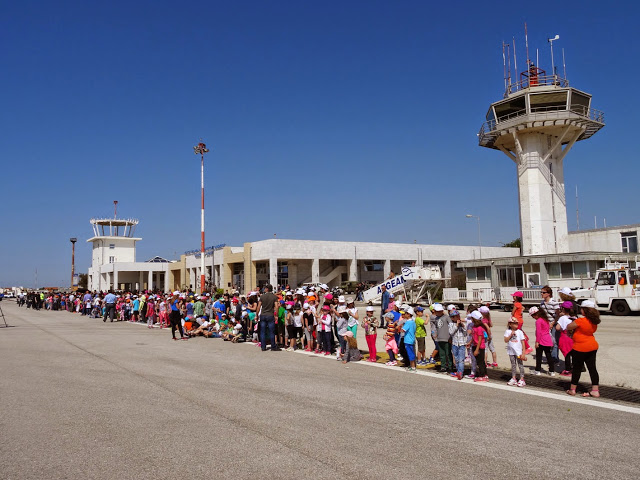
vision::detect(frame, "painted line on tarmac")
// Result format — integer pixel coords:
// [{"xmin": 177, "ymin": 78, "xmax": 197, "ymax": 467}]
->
[{"xmin": 278, "ymin": 346, "xmax": 640, "ymax": 416}]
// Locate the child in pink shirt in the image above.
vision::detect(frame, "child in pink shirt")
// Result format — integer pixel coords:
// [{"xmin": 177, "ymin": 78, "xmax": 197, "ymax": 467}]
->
[{"xmin": 530, "ymin": 306, "xmax": 556, "ymax": 376}]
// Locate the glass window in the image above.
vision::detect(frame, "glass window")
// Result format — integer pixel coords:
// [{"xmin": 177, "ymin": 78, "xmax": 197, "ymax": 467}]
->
[
  {"xmin": 573, "ymin": 261, "xmax": 588, "ymax": 278},
  {"xmin": 364, "ymin": 261, "xmax": 384, "ymax": 272},
  {"xmin": 630, "ymin": 270, "xmax": 640, "ymax": 286},
  {"xmin": 547, "ymin": 263, "xmax": 560, "ymax": 279},
  {"xmin": 109, "ymin": 256, "xmax": 115, "ymax": 264},
  {"xmin": 560, "ymin": 263, "xmax": 574, "ymax": 279},
  {"xmin": 529, "ymin": 92, "xmax": 568, "ymax": 111},
  {"xmin": 109, "ymin": 244, "xmax": 115, "ymax": 249},
  {"xmin": 570, "ymin": 91, "xmax": 590, "ymax": 115},
  {"xmin": 596, "ymin": 271, "xmax": 616, "ymax": 286},
  {"xmin": 621, "ymin": 232, "xmax": 638, "ymax": 253},
  {"xmin": 255, "ymin": 262, "xmax": 267, "ymax": 274},
  {"xmin": 477, "ymin": 267, "xmax": 487, "ymax": 281},
  {"xmin": 494, "ymin": 96, "xmax": 526, "ymax": 120},
  {"xmin": 467, "ymin": 268, "xmax": 477, "ymax": 281}
]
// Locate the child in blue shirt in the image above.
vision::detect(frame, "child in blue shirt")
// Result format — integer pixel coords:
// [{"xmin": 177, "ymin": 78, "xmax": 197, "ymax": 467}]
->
[{"xmin": 402, "ymin": 308, "xmax": 417, "ymax": 372}]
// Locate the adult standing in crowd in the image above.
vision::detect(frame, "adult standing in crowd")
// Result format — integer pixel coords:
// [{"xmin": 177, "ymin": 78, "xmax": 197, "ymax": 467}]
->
[
  {"xmin": 168, "ymin": 291, "xmax": 187, "ymax": 340},
  {"xmin": 380, "ymin": 284, "xmax": 390, "ymax": 329},
  {"xmin": 430, "ymin": 303, "xmax": 453, "ymax": 374},
  {"xmin": 257, "ymin": 284, "xmax": 280, "ymax": 351},
  {"xmin": 103, "ymin": 290, "xmax": 117, "ymax": 322},
  {"xmin": 566, "ymin": 300, "xmax": 601, "ymax": 397}
]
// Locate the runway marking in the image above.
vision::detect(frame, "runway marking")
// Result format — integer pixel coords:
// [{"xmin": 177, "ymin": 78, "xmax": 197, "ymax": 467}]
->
[{"xmin": 273, "ymin": 345, "xmax": 640, "ymax": 416}]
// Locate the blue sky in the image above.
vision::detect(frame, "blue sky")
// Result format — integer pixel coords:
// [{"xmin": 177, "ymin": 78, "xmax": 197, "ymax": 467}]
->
[{"xmin": 1, "ymin": 0, "xmax": 638, "ymax": 287}]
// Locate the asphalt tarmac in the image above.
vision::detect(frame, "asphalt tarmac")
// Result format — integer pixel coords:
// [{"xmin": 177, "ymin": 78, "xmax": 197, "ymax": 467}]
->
[{"xmin": 1, "ymin": 301, "xmax": 639, "ymax": 479}]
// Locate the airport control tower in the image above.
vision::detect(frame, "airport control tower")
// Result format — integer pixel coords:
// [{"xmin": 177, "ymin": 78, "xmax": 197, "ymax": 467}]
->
[{"xmin": 478, "ymin": 58, "xmax": 605, "ymax": 256}]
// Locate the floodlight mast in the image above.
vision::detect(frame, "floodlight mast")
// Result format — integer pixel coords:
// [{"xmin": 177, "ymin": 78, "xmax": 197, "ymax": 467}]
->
[{"xmin": 193, "ymin": 141, "xmax": 210, "ymax": 294}]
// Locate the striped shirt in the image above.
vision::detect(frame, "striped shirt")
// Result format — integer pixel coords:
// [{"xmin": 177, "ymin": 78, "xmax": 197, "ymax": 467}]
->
[{"xmin": 540, "ymin": 298, "xmax": 560, "ymax": 321}]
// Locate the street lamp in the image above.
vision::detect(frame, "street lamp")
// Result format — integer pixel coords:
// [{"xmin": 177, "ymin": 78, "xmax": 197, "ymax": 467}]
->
[
  {"xmin": 70, "ymin": 237, "xmax": 77, "ymax": 288},
  {"xmin": 465, "ymin": 215, "xmax": 482, "ymax": 259},
  {"xmin": 193, "ymin": 141, "xmax": 210, "ymax": 294}
]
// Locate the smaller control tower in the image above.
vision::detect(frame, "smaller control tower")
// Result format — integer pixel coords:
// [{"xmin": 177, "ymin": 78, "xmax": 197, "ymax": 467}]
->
[{"xmin": 479, "ymin": 56, "xmax": 604, "ymax": 256}]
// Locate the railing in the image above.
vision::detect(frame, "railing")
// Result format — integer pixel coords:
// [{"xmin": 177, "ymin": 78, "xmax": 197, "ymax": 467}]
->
[
  {"xmin": 505, "ymin": 74, "xmax": 569, "ymax": 96},
  {"xmin": 479, "ymin": 105, "xmax": 605, "ymax": 141}
]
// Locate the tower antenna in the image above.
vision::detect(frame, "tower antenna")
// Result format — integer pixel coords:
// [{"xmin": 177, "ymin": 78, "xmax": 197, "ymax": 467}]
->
[
  {"xmin": 525, "ymin": 22, "xmax": 530, "ymax": 68},
  {"xmin": 507, "ymin": 43, "xmax": 512, "ymax": 88},
  {"xmin": 576, "ymin": 185, "xmax": 580, "ymax": 230},
  {"xmin": 536, "ymin": 48, "xmax": 539, "ymax": 70},
  {"xmin": 113, "ymin": 200, "xmax": 118, "ymax": 219},
  {"xmin": 562, "ymin": 48, "xmax": 567, "ymax": 80},
  {"xmin": 512, "ymin": 36, "xmax": 518, "ymax": 80},
  {"xmin": 548, "ymin": 34, "xmax": 560, "ymax": 79},
  {"xmin": 502, "ymin": 42, "xmax": 507, "ymax": 91}
]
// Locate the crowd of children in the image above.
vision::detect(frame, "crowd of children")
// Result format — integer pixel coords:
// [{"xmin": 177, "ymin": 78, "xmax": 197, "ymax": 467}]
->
[{"xmin": 27, "ymin": 283, "xmax": 601, "ymax": 396}]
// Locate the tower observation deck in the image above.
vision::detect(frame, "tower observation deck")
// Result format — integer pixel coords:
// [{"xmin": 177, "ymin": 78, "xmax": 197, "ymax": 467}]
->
[{"xmin": 478, "ymin": 65, "xmax": 605, "ymax": 256}]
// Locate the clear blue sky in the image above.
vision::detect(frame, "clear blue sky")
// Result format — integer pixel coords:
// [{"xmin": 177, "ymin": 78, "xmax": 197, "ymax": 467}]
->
[{"xmin": 1, "ymin": 0, "xmax": 638, "ymax": 287}]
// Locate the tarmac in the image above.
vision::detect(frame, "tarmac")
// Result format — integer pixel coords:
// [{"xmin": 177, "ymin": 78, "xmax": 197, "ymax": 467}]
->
[{"xmin": 1, "ymin": 300, "xmax": 640, "ymax": 479}]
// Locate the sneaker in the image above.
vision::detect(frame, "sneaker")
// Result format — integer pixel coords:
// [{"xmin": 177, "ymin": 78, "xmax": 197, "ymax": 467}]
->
[
  {"xmin": 397, "ymin": 355, "xmax": 404, "ymax": 361},
  {"xmin": 428, "ymin": 358, "xmax": 436, "ymax": 364},
  {"xmin": 406, "ymin": 367, "xmax": 416, "ymax": 373},
  {"xmin": 550, "ymin": 372, "xmax": 556, "ymax": 377},
  {"xmin": 456, "ymin": 372, "xmax": 463, "ymax": 380},
  {"xmin": 560, "ymin": 370, "xmax": 571, "ymax": 376},
  {"xmin": 491, "ymin": 363, "xmax": 499, "ymax": 367},
  {"xmin": 474, "ymin": 377, "xmax": 486, "ymax": 382},
  {"xmin": 324, "ymin": 352, "xmax": 330, "ymax": 356},
  {"xmin": 507, "ymin": 378, "xmax": 517, "ymax": 386},
  {"xmin": 450, "ymin": 372, "xmax": 457, "ymax": 377},
  {"xmin": 385, "ymin": 361, "xmax": 392, "ymax": 366},
  {"xmin": 517, "ymin": 379, "xmax": 526, "ymax": 387},
  {"xmin": 534, "ymin": 371, "xmax": 542, "ymax": 376},
  {"xmin": 465, "ymin": 374, "xmax": 476, "ymax": 379},
  {"xmin": 390, "ymin": 361, "xmax": 397, "ymax": 366}
]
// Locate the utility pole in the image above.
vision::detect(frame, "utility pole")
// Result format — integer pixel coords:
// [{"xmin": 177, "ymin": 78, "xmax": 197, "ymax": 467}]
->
[{"xmin": 193, "ymin": 141, "xmax": 210, "ymax": 294}]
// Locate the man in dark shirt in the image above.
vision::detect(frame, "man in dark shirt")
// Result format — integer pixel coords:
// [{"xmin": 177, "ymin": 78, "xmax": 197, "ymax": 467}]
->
[
  {"xmin": 256, "ymin": 284, "xmax": 280, "ymax": 351},
  {"xmin": 380, "ymin": 284, "xmax": 390, "ymax": 329}
]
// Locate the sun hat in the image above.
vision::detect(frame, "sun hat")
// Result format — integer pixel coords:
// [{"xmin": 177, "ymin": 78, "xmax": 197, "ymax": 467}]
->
[
  {"xmin": 561, "ymin": 300, "xmax": 574, "ymax": 309},
  {"xmin": 581, "ymin": 299, "xmax": 596, "ymax": 308},
  {"xmin": 512, "ymin": 291, "xmax": 523, "ymax": 297},
  {"xmin": 433, "ymin": 303, "xmax": 444, "ymax": 312},
  {"xmin": 366, "ymin": 306, "xmax": 374, "ymax": 312},
  {"xmin": 384, "ymin": 312, "xmax": 395, "ymax": 319},
  {"xmin": 478, "ymin": 306, "xmax": 490, "ymax": 314},
  {"xmin": 346, "ymin": 297, "xmax": 354, "ymax": 304},
  {"xmin": 322, "ymin": 305, "xmax": 331, "ymax": 311},
  {"xmin": 470, "ymin": 311, "xmax": 483, "ymax": 320},
  {"xmin": 449, "ymin": 309, "xmax": 459, "ymax": 317},
  {"xmin": 324, "ymin": 293, "xmax": 333, "ymax": 300},
  {"xmin": 344, "ymin": 331, "xmax": 354, "ymax": 338},
  {"xmin": 447, "ymin": 304, "xmax": 456, "ymax": 311},
  {"xmin": 508, "ymin": 317, "xmax": 519, "ymax": 323},
  {"xmin": 559, "ymin": 287, "xmax": 572, "ymax": 295},
  {"xmin": 303, "ymin": 302, "xmax": 309, "ymax": 309},
  {"xmin": 338, "ymin": 295, "xmax": 346, "ymax": 303},
  {"xmin": 528, "ymin": 306, "xmax": 539, "ymax": 315},
  {"xmin": 415, "ymin": 306, "xmax": 424, "ymax": 312}
]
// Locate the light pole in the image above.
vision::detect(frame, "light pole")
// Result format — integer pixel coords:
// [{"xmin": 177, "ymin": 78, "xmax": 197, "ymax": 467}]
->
[
  {"xmin": 465, "ymin": 215, "xmax": 482, "ymax": 259},
  {"xmin": 70, "ymin": 237, "xmax": 77, "ymax": 288},
  {"xmin": 193, "ymin": 141, "xmax": 210, "ymax": 294}
]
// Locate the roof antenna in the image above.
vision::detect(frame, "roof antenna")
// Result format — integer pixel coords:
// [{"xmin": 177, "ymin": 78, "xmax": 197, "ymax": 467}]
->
[
  {"xmin": 525, "ymin": 22, "xmax": 530, "ymax": 67},
  {"xmin": 512, "ymin": 36, "xmax": 518, "ymax": 80},
  {"xmin": 548, "ymin": 34, "xmax": 560, "ymax": 79},
  {"xmin": 502, "ymin": 41, "xmax": 508, "ymax": 91},
  {"xmin": 562, "ymin": 47, "xmax": 567, "ymax": 81},
  {"xmin": 114, "ymin": 200, "xmax": 118, "ymax": 219}
]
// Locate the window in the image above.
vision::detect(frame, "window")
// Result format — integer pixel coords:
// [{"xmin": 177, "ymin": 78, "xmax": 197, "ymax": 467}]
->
[
  {"xmin": 547, "ymin": 263, "xmax": 560, "ymax": 279},
  {"xmin": 467, "ymin": 268, "xmax": 477, "ymax": 281},
  {"xmin": 596, "ymin": 272, "xmax": 616, "ymax": 286},
  {"xmin": 560, "ymin": 262, "xmax": 574, "ymax": 279},
  {"xmin": 109, "ymin": 256, "xmax": 115, "ymax": 264},
  {"xmin": 277, "ymin": 262, "xmax": 288, "ymax": 286},
  {"xmin": 255, "ymin": 262, "xmax": 267, "ymax": 274},
  {"xmin": 364, "ymin": 261, "xmax": 384, "ymax": 272},
  {"xmin": 573, "ymin": 261, "xmax": 588, "ymax": 278},
  {"xmin": 621, "ymin": 232, "xmax": 638, "ymax": 253},
  {"xmin": 109, "ymin": 244, "xmax": 115, "ymax": 249},
  {"xmin": 477, "ymin": 267, "xmax": 488, "ymax": 281}
]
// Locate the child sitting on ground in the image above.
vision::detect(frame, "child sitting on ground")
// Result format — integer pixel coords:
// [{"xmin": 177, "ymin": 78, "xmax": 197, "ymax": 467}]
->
[{"xmin": 342, "ymin": 332, "xmax": 362, "ymax": 363}]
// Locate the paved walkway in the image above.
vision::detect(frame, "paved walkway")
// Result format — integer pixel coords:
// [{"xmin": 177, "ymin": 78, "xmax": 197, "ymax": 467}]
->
[{"xmin": 1, "ymin": 301, "xmax": 640, "ymax": 479}]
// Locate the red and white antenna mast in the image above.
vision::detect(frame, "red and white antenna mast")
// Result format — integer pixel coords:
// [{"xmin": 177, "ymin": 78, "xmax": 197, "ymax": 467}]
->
[{"xmin": 193, "ymin": 141, "xmax": 210, "ymax": 294}]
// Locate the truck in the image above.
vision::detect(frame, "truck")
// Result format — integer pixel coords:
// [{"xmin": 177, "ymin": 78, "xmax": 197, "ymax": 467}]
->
[{"xmin": 572, "ymin": 260, "xmax": 640, "ymax": 316}]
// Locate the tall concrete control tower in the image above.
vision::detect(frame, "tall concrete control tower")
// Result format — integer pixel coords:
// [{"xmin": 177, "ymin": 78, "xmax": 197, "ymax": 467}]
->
[{"xmin": 478, "ymin": 61, "xmax": 604, "ymax": 255}]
